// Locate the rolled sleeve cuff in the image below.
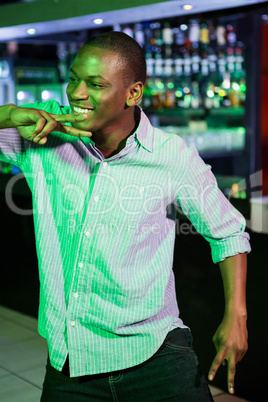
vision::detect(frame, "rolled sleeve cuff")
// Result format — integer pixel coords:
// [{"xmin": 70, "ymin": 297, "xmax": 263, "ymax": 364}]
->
[{"xmin": 210, "ymin": 232, "xmax": 251, "ymax": 264}]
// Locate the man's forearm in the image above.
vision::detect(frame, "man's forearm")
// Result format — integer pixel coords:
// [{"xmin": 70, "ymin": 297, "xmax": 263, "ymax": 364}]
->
[
  {"xmin": 0, "ymin": 104, "xmax": 18, "ymax": 129},
  {"xmin": 219, "ymin": 253, "xmax": 247, "ymax": 318}
]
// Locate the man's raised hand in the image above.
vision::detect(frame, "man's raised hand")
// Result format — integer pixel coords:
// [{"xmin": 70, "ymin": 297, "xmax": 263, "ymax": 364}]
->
[{"xmin": 8, "ymin": 105, "xmax": 92, "ymax": 145}]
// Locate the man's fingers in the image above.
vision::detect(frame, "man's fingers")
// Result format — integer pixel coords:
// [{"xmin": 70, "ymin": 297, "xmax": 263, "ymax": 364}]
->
[
  {"xmin": 208, "ymin": 349, "xmax": 226, "ymax": 381},
  {"xmin": 25, "ymin": 111, "xmax": 92, "ymax": 144},
  {"xmin": 32, "ymin": 117, "xmax": 46, "ymax": 135},
  {"xmin": 227, "ymin": 357, "xmax": 236, "ymax": 394},
  {"xmin": 209, "ymin": 349, "xmax": 238, "ymax": 395},
  {"xmin": 59, "ymin": 124, "xmax": 92, "ymax": 138},
  {"xmin": 51, "ymin": 113, "xmax": 88, "ymax": 123}
]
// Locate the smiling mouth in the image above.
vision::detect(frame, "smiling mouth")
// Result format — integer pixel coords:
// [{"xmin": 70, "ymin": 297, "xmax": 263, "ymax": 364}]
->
[{"xmin": 73, "ymin": 106, "xmax": 93, "ymax": 114}]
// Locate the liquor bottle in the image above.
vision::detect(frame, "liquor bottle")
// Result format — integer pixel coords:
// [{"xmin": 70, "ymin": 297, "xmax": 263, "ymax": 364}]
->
[
  {"xmin": 230, "ymin": 78, "xmax": 241, "ymax": 107},
  {"xmin": 216, "ymin": 25, "xmax": 226, "ymax": 49},
  {"xmin": 161, "ymin": 21, "xmax": 172, "ymax": 57},
  {"xmin": 204, "ymin": 81, "xmax": 214, "ymax": 109},
  {"xmin": 173, "ymin": 24, "xmax": 186, "ymax": 59},
  {"xmin": 191, "ymin": 50, "xmax": 201, "ymax": 75},
  {"xmin": 226, "ymin": 46, "xmax": 236, "ymax": 73},
  {"xmin": 188, "ymin": 19, "xmax": 200, "ymax": 50},
  {"xmin": 134, "ymin": 23, "xmax": 145, "ymax": 47},
  {"xmin": 226, "ymin": 24, "xmax": 237, "ymax": 47},
  {"xmin": 163, "ymin": 57, "xmax": 173, "ymax": 77},
  {"xmin": 150, "ymin": 22, "xmax": 163, "ymax": 47},
  {"xmin": 200, "ymin": 22, "xmax": 210, "ymax": 49},
  {"xmin": 174, "ymin": 57, "xmax": 184, "ymax": 77},
  {"xmin": 122, "ymin": 25, "xmax": 134, "ymax": 38},
  {"xmin": 191, "ymin": 80, "xmax": 201, "ymax": 109},
  {"xmin": 235, "ymin": 42, "xmax": 245, "ymax": 72},
  {"xmin": 151, "ymin": 77, "xmax": 165, "ymax": 109},
  {"xmin": 57, "ymin": 42, "xmax": 68, "ymax": 82},
  {"xmin": 164, "ymin": 77, "xmax": 176, "ymax": 108},
  {"xmin": 201, "ymin": 54, "xmax": 209, "ymax": 76},
  {"xmin": 143, "ymin": 21, "xmax": 153, "ymax": 48},
  {"xmin": 208, "ymin": 20, "xmax": 217, "ymax": 48},
  {"xmin": 218, "ymin": 49, "xmax": 227, "ymax": 76},
  {"xmin": 208, "ymin": 49, "xmax": 217, "ymax": 74},
  {"xmin": 113, "ymin": 24, "xmax": 122, "ymax": 32},
  {"xmin": 142, "ymin": 80, "xmax": 153, "ymax": 109},
  {"xmin": 162, "ymin": 21, "xmax": 173, "ymax": 46},
  {"xmin": 183, "ymin": 50, "xmax": 192, "ymax": 76}
]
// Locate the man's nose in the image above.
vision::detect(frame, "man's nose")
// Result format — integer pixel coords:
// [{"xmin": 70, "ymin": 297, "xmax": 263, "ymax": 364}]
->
[{"xmin": 71, "ymin": 81, "xmax": 88, "ymax": 100}]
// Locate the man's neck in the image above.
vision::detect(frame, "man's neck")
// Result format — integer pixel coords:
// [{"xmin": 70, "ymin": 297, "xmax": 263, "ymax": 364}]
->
[{"xmin": 93, "ymin": 119, "xmax": 139, "ymax": 159}]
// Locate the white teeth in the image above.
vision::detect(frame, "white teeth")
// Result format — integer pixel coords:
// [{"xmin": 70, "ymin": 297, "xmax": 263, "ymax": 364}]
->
[{"xmin": 73, "ymin": 106, "xmax": 92, "ymax": 114}]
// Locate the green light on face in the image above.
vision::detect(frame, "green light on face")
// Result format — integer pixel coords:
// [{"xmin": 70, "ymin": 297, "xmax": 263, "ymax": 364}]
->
[
  {"xmin": 232, "ymin": 82, "xmax": 240, "ymax": 91},
  {"xmin": 167, "ymin": 82, "xmax": 175, "ymax": 89},
  {"xmin": 207, "ymin": 89, "xmax": 214, "ymax": 98}
]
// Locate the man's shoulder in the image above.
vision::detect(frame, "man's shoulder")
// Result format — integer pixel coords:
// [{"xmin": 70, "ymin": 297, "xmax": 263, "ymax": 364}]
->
[
  {"xmin": 21, "ymin": 100, "xmax": 71, "ymax": 115},
  {"xmin": 152, "ymin": 125, "xmax": 189, "ymax": 154}
]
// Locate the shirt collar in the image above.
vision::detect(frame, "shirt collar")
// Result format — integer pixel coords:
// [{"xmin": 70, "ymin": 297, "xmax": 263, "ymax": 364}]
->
[
  {"xmin": 79, "ymin": 106, "xmax": 154, "ymax": 153},
  {"xmin": 134, "ymin": 106, "xmax": 154, "ymax": 153}
]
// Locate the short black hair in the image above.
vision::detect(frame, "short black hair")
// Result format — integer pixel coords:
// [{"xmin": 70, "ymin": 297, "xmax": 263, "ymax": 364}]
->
[{"xmin": 84, "ymin": 31, "xmax": 147, "ymax": 87}]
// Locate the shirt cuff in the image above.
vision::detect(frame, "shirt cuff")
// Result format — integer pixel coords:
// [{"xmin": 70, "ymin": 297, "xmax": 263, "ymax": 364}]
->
[{"xmin": 210, "ymin": 232, "xmax": 251, "ymax": 263}]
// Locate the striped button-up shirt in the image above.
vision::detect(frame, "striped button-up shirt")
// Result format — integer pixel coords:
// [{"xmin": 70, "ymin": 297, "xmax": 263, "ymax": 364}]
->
[{"xmin": 0, "ymin": 101, "xmax": 250, "ymax": 377}]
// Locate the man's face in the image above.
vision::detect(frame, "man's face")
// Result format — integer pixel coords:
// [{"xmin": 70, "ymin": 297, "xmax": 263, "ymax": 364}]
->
[{"xmin": 66, "ymin": 45, "xmax": 132, "ymax": 134}]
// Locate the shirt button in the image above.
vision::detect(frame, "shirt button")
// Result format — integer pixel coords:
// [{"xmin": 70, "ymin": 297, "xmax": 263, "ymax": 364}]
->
[
  {"xmin": 94, "ymin": 196, "xmax": 99, "ymax": 202},
  {"xmin": 78, "ymin": 262, "xmax": 83, "ymax": 268},
  {"xmin": 103, "ymin": 162, "xmax": 108, "ymax": 167},
  {"xmin": 85, "ymin": 231, "xmax": 90, "ymax": 237},
  {"xmin": 73, "ymin": 292, "xmax": 79, "ymax": 299},
  {"xmin": 71, "ymin": 320, "xmax": 76, "ymax": 327}
]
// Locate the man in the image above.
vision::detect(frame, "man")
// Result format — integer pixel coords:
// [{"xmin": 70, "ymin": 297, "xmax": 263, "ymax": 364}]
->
[{"xmin": 0, "ymin": 32, "xmax": 250, "ymax": 401}]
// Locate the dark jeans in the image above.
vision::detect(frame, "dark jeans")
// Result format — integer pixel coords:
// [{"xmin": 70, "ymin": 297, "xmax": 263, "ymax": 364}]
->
[{"xmin": 41, "ymin": 328, "xmax": 213, "ymax": 401}]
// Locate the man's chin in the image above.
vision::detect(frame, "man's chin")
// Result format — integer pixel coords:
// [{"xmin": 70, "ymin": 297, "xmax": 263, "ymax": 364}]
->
[{"xmin": 73, "ymin": 121, "xmax": 93, "ymax": 132}]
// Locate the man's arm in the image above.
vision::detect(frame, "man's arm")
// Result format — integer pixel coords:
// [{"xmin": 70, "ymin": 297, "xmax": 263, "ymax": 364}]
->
[
  {"xmin": 0, "ymin": 104, "xmax": 92, "ymax": 144},
  {"xmin": 208, "ymin": 253, "xmax": 248, "ymax": 394},
  {"xmin": 0, "ymin": 104, "xmax": 18, "ymax": 129}
]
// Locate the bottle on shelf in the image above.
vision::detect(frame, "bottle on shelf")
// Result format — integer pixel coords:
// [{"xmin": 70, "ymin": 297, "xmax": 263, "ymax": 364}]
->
[
  {"xmin": 134, "ymin": 23, "xmax": 145, "ymax": 48},
  {"xmin": 140, "ymin": 16, "xmax": 245, "ymax": 111}
]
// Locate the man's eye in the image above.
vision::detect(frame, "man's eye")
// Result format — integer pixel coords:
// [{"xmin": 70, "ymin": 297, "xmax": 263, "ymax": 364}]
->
[
  {"xmin": 68, "ymin": 76, "xmax": 78, "ymax": 82},
  {"xmin": 89, "ymin": 82, "xmax": 105, "ymax": 88}
]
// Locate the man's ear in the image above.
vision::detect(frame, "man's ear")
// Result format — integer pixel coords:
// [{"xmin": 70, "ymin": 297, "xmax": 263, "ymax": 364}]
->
[{"xmin": 126, "ymin": 82, "xmax": 144, "ymax": 107}]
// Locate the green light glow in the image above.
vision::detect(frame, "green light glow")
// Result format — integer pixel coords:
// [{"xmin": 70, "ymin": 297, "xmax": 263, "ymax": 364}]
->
[
  {"xmin": 240, "ymin": 84, "xmax": 246, "ymax": 92},
  {"xmin": 222, "ymin": 80, "xmax": 230, "ymax": 89},
  {"xmin": 167, "ymin": 82, "xmax": 175, "ymax": 89},
  {"xmin": 218, "ymin": 89, "xmax": 226, "ymax": 97},
  {"xmin": 175, "ymin": 90, "xmax": 183, "ymax": 97},
  {"xmin": 232, "ymin": 82, "xmax": 240, "ymax": 91},
  {"xmin": 156, "ymin": 81, "xmax": 165, "ymax": 89},
  {"xmin": 207, "ymin": 89, "xmax": 214, "ymax": 98}
]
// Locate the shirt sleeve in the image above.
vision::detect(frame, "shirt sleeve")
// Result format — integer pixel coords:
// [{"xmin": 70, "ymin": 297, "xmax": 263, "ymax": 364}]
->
[
  {"xmin": 0, "ymin": 127, "xmax": 26, "ymax": 169},
  {"xmin": 0, "ymin": 101, "xmax": 70, "ymax": 168},
  {"xmin": 175, "ymin": 146, "xmax": 251, "ymax": 263}
]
